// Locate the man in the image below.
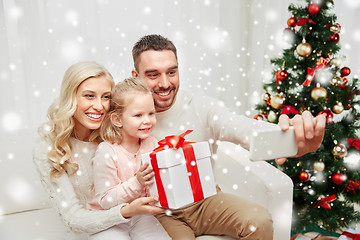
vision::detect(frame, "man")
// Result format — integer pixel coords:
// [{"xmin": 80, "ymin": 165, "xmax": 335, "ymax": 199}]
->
[{"xmin": 131, "ymin": 34, "xmax": 326, "ymax": 240}]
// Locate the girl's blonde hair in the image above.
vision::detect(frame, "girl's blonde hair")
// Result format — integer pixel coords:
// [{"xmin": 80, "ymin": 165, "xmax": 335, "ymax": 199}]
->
[
  {"xmin": 100, "ymin": 77, "xmax": 152, "ymax": 144},
  {"xmin": 39, "ymin": 61, "xmax": 114, "ymax": 180}
]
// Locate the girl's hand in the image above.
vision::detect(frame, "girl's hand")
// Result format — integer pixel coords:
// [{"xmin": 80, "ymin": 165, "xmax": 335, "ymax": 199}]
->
[
  {"xmin": 120, "ymin": 196, "xmax": 166, "ymax": 218},
  {"xmin": 136, "ymin": 162, "xmax": 155, "ymax": 186}
]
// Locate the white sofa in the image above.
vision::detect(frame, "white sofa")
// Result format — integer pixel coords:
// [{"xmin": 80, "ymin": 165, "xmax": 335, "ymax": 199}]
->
[{"xmin": 0, "ymin": 140, "xmax": 293, "ymax": 240}]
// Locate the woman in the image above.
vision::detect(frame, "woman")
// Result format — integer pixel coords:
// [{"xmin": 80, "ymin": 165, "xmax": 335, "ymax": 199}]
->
[{"xmin": 33, "ymin": 61, "xmax": 165, "ymax": 239}]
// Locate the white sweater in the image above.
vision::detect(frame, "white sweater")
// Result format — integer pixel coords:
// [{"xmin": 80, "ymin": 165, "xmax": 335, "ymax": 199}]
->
[
  {"xmin": 152, "ymin": 89, "xmax": 277, "ymax": 152},
  {"xmin": 32, "ymin": 138, "xmax": 129, "ymax": 236}
]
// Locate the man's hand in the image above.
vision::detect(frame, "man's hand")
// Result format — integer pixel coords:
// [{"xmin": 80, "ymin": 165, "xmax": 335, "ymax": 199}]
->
[{"xmin": 276, "ymin": 110, "xmax": 326, "ymax": 165}]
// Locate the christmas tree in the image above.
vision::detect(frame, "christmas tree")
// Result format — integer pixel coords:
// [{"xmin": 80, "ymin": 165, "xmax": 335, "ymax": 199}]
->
[{"xmin": 255, "ymin": 0, "xmax": 360, "ymax": 234}]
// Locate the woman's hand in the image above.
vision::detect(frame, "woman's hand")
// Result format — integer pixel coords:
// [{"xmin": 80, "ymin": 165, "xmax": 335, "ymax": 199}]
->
[
  {"xmin": 136, "ymin": 162, "xmax": 155, "ymax": 187},
  {"xmin": 275, "ymin": 111, "xmax": 326, "ymax": 165},
  {"xmin": 120, "ymin": 196, "xmax": 166, "ymax": 218}
]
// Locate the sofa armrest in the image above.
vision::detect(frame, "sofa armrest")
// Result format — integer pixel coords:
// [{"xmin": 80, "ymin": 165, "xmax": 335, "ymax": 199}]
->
[{"xmin": 213, "ymin": 141, "xmax": 293, "ymax": 240}]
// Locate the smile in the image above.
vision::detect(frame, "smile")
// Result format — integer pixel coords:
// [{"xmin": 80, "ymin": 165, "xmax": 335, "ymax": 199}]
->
[
  {"xmin": 156, "ymin": 91, "xmax": 171, "ymax": 96},
  {"xmin": 86, "ymin": 113, "xmax": 102, "ymax": 120}
]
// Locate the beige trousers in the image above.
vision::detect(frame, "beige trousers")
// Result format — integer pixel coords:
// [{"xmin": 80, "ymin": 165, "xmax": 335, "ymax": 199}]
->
[{"xmin": 156, "ymin": 191, "xmax": 274, "ymax": 240}]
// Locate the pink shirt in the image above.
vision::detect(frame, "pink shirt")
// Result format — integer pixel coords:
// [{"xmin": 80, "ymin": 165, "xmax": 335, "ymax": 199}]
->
[{"xmin": 92, "ymin": 136, "xmax": 158, "ymax": 210}]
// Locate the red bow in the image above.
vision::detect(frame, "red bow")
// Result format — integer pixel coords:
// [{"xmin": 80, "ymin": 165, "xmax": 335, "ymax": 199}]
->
[
  {"xmin": 302, "ymin": 57, "xmax": 329, "ymax": 87},
  {"xmin": 150, "ymin": 130, "xmax": 204, "ymax": 208},
  {"xmin": 311, "ymin": 194, "xmax": 337, "ymax": 209},
  {"xmin": 294, "ymin": 17, "xmax": 316, "ymax": 26},
  {"xmin": 342, "ymin": 231, "xmax": 360, "ymax": 240},
  {"xmin": 280, "ymin": 105, "xmax": 299, "ymax": 115},
  {"xmin": 347, "ymin": 138, "xmax": 360, "ymax": 150}
]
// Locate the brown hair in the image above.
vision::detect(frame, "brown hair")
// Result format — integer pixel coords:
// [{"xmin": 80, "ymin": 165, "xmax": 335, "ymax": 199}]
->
[{"xmin": 132, "ymin": 34, "xmax": 177, "ymax": 71}]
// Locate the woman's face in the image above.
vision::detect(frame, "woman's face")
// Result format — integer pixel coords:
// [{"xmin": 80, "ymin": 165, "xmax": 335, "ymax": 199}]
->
[{"xmin": 73, "ymin": 76, "xmax": 112, "ymax": 141}]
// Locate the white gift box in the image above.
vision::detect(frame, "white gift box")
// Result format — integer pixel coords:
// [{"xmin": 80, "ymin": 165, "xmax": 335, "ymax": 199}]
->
[
  {"xmin": 339, "ymin": 228, "xmax": 360, "ymax": 240},
  {"xmin": 142, "ymin": 141, "xmax": 217, "ymax": 209}
]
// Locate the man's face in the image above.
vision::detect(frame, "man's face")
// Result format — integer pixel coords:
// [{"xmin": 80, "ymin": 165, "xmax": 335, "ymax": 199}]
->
[{"xmin": 132, "ymin": 50, "xmax": 179, "ymax": 112}]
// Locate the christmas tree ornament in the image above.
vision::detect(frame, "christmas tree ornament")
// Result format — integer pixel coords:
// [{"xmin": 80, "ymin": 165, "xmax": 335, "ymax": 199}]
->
[
  {"xmin": 329, "ymin": 57, "xmax": 342, "ymax": 67},
  {"xmin": 340, "ymin": 67, "xmax": 351, "ymax": 77},
  {"xmin": 299, "ymin": 171, "xmax": 309, "ymax": 182},
  {"xmin": 340, "ymin": 77, "xmax": 348, "ymax": 85},
  {"xmin": 317, "ymin": 109, "xmax": 333, "ymax": 123},
  {"xmin": 345, "ymin": 179, "xmax": 360, "ymax": 194},
  {"xmin": 311, "ymin": 194, "xmax": 337, "ymax": 209},
  {"xmin": 302, "ymin": 57, "xmax": 329, "ymax": 86},
  {"xmin": 311, "ymin": 86, "xmax": 327, "ymax": 101},
  {"xmin": 287, "ymin": 17, "xmax": 297, "ymax": 27},
  {"xmin": 254, "ymin": 114, "xmax": 264, "ymax": 120},
  {"xmin": 313, "ymin": 161, "xmax": 325, "ymax": 172},
  {"xmin": 267, "ymin": 111, "xmax": 277, "ymax": 122},
  {"xmin": 347, "ymin": 138, "xmax": 360, "ymax": 150},
  {"xmin": 332, "ymin": 102, "xmax": 344, "ymax": 114},
  {"xmin": 296, "ymin": 41, "xmax": 312, "ymax": 57},
  {"xmin": 270, "ymin": 94, "xmax": 284, "ymax": 109},
  {"xmin": 332, "ymin": 144, "xmax": 348, "ymax": 158},
  {"xmin": 308, "ymin": 3, "xmax": 320, "ymax": 15},
  {"xmin": 329, "ymin": 23, "xmax": 341, "ymax": 33},
  {"xmin": 275, "ymin": 70, "xmax": 288, "ymax": 85},
  {"xmin": 329, "ymin": 33, "xmax": 340, "ymax": 43},
  {"xmin": 331, "ymin": 172, "xmax": 346, "ymax": 185},
  {"xmin": 330, "ymin": 76, "xmax": 342, "ymax": 85}
]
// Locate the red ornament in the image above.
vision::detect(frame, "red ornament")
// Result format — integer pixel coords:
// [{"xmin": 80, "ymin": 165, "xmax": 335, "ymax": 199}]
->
[
  {"xmin": 330, "ymin": 33, "xmax": 340, "ymax": 43},
  {"xmin": 287, "ymin": 17, "xmax": 297, "ymax": 27},
  {"xmin": 299, "ymin": 171, "xmax": 309, "ymax": 182},
  {"xmin": 317, "ymin": 109, "xmax": 333, "ymax": 123},
  {"xmin": 340, "ymin": 67, "xmax": 351, "ymax": 77},
  {"xmin": 345, "ymin": 179, "xmax": 360, "ymax": 194},
  {"xmin": 275, "ymin": 70, "xmax": 288, "ymax": 85},
  {"xmin": 332, "ymin": 173, "xmax": 346, "ymax": 185},
  {"xmin": 308, "ymin": 3, "xmax": 320, "ymax": 15}
]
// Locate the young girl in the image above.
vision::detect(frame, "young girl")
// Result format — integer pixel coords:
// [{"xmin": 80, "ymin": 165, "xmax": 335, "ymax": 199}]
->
[
  {"xmin": 91, "ymin": 77, "xmax": 170, "ymax": 240},
  {"xmin": 33, "ymin": 62, "xmax": 166, "ymax": 240}
]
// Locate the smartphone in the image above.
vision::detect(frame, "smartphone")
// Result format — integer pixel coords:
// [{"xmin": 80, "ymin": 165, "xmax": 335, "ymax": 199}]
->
[{"xmin": 249, "ymin": 126, "xmax": 298, "ymax": 161}]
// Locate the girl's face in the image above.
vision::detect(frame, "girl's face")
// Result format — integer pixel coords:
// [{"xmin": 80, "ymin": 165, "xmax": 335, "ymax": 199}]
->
[
  {"xmin": 119, "ymin": 93, "xmax": 156, "ymax": 144},
  {"xmin": 73, "ymin": 76, "xmax": 112, "ymax": 141}
]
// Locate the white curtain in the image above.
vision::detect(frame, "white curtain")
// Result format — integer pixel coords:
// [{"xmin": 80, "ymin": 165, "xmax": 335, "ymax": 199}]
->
[{"xmin": 0, "ymin": 0, "xmax": 359, "ymax": 180}]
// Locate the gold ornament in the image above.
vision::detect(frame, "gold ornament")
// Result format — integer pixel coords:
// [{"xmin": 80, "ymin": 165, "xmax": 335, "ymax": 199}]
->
[
  {"xmin": 313, "ymin": 161, "xmax": 325, "ymax": 172},
  {"xmin": 330, "ymin": 76, "xmax": 342, "ymax": 85},
  {"xmin": 267, "ymin": 111, "xmax": 277, "ymax": 123},
  {"xmin": 270, "ymin": 94, "xmax": 284, "ymax": 109},
  {"xmin": 333, "ymin": 102, "xmax": 344, "ymax": 114},
  {"xmin": 296, "ymin": 42, "xmax": 312, "ymax": 57},
  {"xmin": 330, "ymin": 24, "xmax": 340, "ymax": 33},
  {"xmin": 330, "ymin": 57, "xmax": 342, "ymax": 67},
  {"xmin": 332, "ymin": 144, "xmax": 348, "ymax": 158},
  {"xmin": 311, "ymin": 87, "xmax": 327, "ymax": 101}
]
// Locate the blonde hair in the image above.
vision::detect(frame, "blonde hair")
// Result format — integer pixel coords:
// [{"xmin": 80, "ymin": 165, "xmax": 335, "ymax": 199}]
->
[
  {"xmin": 100, "ymin": 77, "xmax": 152, "ymax": 144},
  {"xmin": 39, "ymin": 61, "xmax": 114, "ymax": 180}
]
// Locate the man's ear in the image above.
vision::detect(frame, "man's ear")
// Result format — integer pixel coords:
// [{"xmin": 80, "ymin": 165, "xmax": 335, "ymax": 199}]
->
[
  {"xmin": 110, "ymin": 113, "xmax": 122, "ymax": 128},
  {"xmin": 131, "ymin": 69, "xmax": 138, "ymax": 77}
]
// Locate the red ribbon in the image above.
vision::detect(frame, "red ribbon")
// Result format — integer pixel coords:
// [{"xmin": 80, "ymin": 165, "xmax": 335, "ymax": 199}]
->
[
  {"xmin": 149, "ymin": 130, "xmax": 204, "ymax": 208},
  {"xmin": 347, "ymin": 138, "xmax": 360, "ymax": 150},
  {"xmin": 341, "ymin": 231, "xmax": 360, "ymax": 240},
  {"xmin": 294, "ymin": 17, "xmax": 316, "ymax": 26},
  {"xmin": 302, "ymin": 57, "xmax": 329, "ymax": 87},
  {"xmin": 311, "ymin": 194, "xmax": 337, "ymax": 209}
]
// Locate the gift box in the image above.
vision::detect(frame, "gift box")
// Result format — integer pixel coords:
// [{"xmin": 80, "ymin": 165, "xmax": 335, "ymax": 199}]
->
[
  {"xmin": 141, "ymin": 130, "xmax": 217, "ymax": 209},
  {"xmin": 339, "ymin": 228, "xmax": 360, "ymax": 240}
]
